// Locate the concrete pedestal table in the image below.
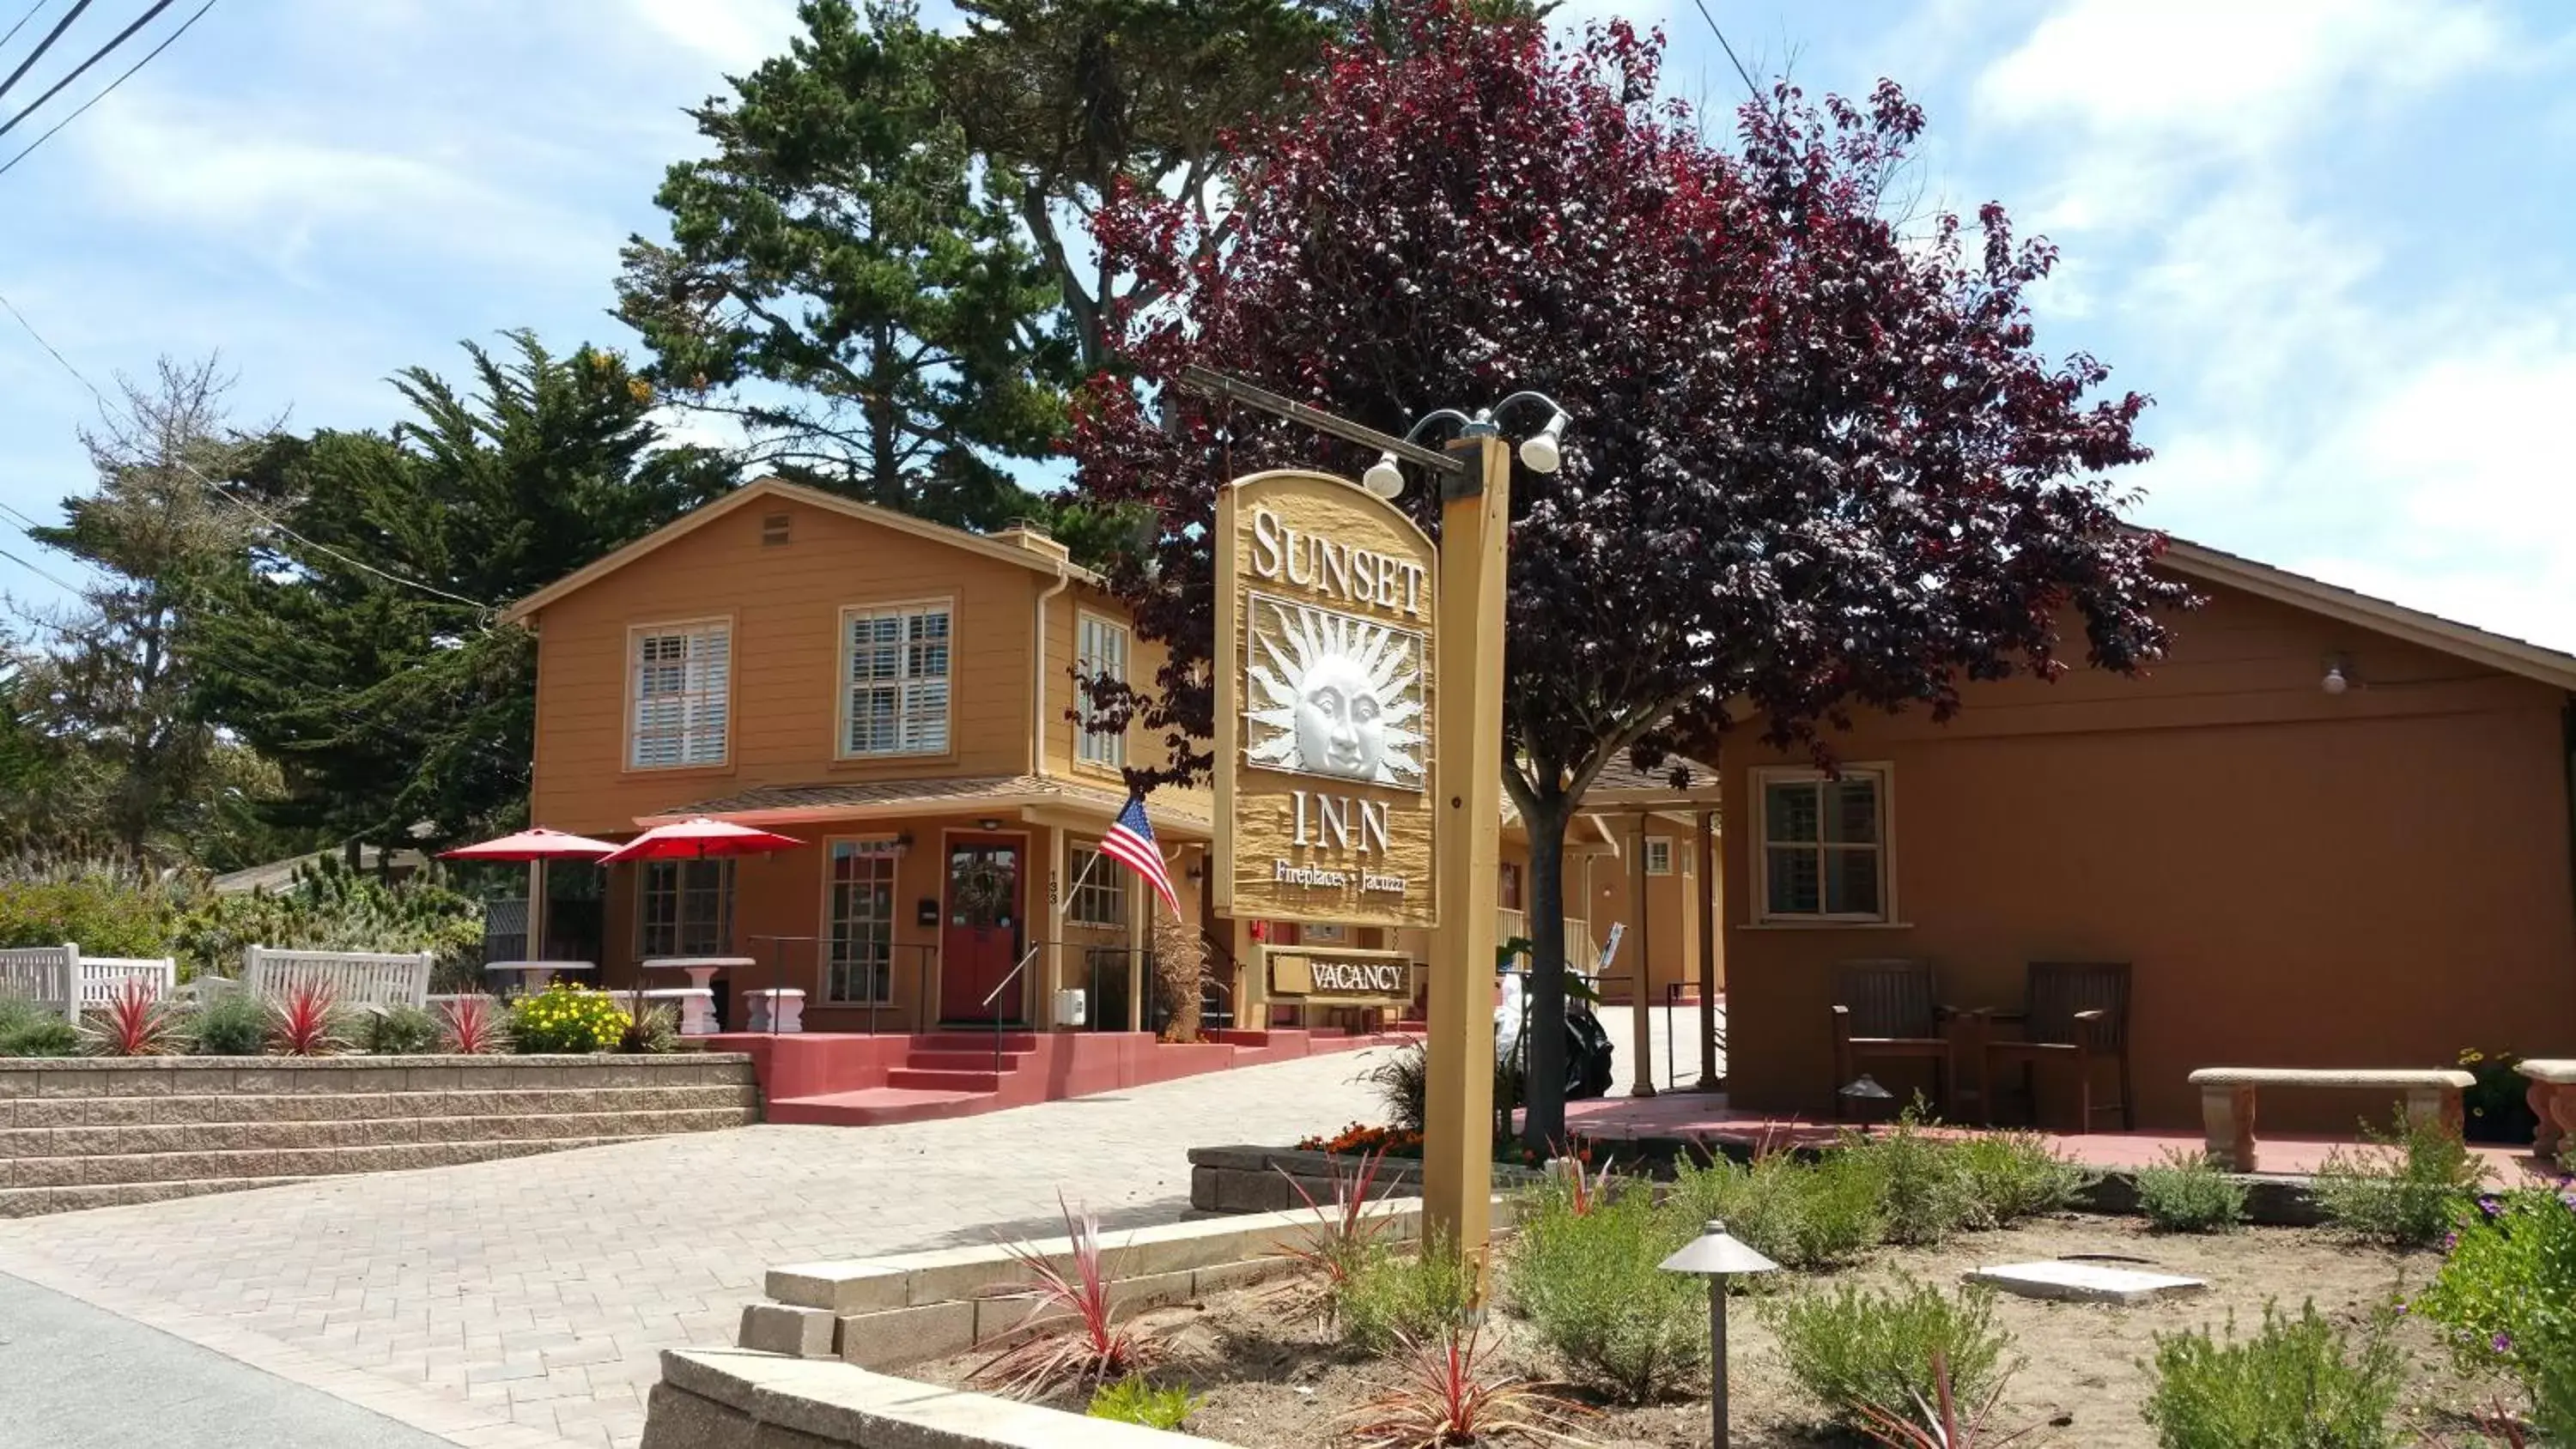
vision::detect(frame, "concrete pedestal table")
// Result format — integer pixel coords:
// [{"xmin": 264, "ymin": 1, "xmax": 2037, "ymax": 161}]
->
[
  {"xmin": 2519, "ymin": 1058, "xmax": 2576, "ymax": 1159},
  {"xmin": 641, "ymin": 957, "xmax": 751, "ymax": 1035}
]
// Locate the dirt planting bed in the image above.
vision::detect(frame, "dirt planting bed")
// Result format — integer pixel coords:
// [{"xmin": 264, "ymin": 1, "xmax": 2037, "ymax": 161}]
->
[{"xmin": 914, "ymin": 1216, "xmax": 2494, "ymax": 1447}]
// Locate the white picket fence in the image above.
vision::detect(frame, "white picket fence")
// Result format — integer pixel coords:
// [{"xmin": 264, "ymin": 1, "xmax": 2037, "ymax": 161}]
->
[
  {"xmin": 0, "ymin": 945, "xmax": 177, "ymax": 1021},
  {"xmin": 239, "ymin": 946, "xmax": 434, "ymax": 1011}
]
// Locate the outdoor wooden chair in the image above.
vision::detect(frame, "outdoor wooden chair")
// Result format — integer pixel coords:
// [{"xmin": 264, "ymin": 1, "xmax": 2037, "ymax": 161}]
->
[
  {"xmin": 1829, "ymin": 960, "xmax": 1956, "ymax": 1119},
  {"xmin": 1978, "ymin": 961, "xmax": 2133, "ymax": 1131}
]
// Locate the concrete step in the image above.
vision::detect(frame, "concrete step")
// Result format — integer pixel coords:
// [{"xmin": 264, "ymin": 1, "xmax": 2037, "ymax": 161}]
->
[
  {"xmin": 0, "ymin": 1106, "xmax": 761, "ymax": 1161},
  {"xmin": 3, "ymin": 1082, "xmax": 762, "ymax": 1131},
  {"xmin": 0, "ymin": 1057, "xmax": 759, "ymax": 1100},
  {"xmin": 884, "ymin": 1068, "xmax": 1009, "ymax": 1093},
  {"xmin": 768, "ymin": 1088, "xmax": 993, "ymax": 1128},
  {"xmin": 0, "ymin": 1112, "xmax": 759, "ymax": 1188},
  {"xmin": 898, "ymin": 1049, "xmax": 1035, "ymax": 1073},
  {"xmin": 917, "ymin": 1032, "xmax": 1041, "ymax": 1053}
]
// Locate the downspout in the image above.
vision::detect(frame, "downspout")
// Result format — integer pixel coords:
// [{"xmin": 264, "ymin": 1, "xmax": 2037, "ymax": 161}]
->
[
  {"xmin": 1033, "ymin": 561, "xmax": 1072, "ymax": 775},
  {"xmin": 1034, "ymin": 561, "xmax": 1073, "ymax": 1027}
]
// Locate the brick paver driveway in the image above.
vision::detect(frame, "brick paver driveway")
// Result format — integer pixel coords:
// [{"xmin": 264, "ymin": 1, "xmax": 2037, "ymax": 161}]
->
[{"xmin": 0, "ymin": 1046, "xmax": 1404, "ymax": 1449}]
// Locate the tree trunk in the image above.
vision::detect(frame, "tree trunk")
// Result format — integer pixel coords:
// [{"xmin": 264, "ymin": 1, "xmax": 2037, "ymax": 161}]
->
[
  {"xmin": 1522, "ymin": 799, "xmax": 1571, "ymax": 1153},
  {"xmin": 1151, "ymin": 908, "xmax": 1204, "ymax": 1043}
]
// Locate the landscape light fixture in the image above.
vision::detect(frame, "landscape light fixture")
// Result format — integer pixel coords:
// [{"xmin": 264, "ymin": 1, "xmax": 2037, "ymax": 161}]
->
[
  {"xmin": 1362, "ymin": 452, "xmax": 1406, "ymax": 499},
  {"xmin": 1838, "ymin": 1073, "xmax": 1893, "ymax": 1101},
  {"xmin": 1659, "ymin": 1220, "xmax": 1780, "ymax": 1447},
  {"xmin": 1364, "ymin": 394, "xmax": 1571, "ymax": 499}
]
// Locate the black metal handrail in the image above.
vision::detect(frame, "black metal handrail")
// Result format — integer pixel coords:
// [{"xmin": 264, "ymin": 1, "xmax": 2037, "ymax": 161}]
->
[
  {"xmin": 745, "ymin": 937, "xmax": 938, "ymax": 1034},
  {"xmin": 981, "ymin": 943, "xmax": 1045, "ymax": 1070}
]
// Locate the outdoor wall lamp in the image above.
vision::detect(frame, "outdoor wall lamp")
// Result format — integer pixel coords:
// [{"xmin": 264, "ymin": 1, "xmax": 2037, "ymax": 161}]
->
[
  {"xmin": 1362, "ymin": 392, "xmax": 1571, "ymax": 499},
  {"xmin": 2322, "ymin": 653, "xmax": 2356, "ymax": 695}
]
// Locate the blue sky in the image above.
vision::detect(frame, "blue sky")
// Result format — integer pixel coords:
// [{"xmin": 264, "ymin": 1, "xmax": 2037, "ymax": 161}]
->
[{"xmin": 5, "ymin": 0, "xmax": 2575, "ymax": 649}]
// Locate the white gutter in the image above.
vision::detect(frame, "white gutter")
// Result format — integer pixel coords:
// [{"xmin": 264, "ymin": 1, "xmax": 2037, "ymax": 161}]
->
[{"xmin": 1032, "ymin": 561, "xmax": 1072, "ymax": 774}]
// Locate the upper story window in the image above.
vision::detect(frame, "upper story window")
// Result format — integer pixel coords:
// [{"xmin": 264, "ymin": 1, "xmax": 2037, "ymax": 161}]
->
[
  {"xmin": 1755, "ymin": 767, "xmax": 1890, "ymax": 922},
  {"xmin": 1643, "ymin": 839, "xmax": 1674, "ymax": 876},
  {"xmin": 844, "ymin": 603, "xmax": 951, "ymax": 757},
  {"xmin": 1076, "ymin": 613, "xmax": 1128, "ymax": 768},
  {"xmin": 629, "ymin": 621, "xmax": 731, "ymax": 770}
]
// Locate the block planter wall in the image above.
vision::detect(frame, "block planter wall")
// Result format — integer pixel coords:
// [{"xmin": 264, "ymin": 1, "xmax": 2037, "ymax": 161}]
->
[
  {"xmin": 1187, "ymin": 1144, "xmax": 1547, "ymax": 1216},
  {"xmin": 0, "ymin": 1054, "xmax": 760, "ymax": 1217}
]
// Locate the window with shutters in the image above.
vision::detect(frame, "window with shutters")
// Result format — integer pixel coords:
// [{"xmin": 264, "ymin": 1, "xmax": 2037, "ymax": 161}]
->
[
  {"xmin": 841, "ymin": 603, "xmax": 952, "ymax": 757},
  {"xmin": 1753, "ymin": 767, "xmax": 1892, "ymax": 922},
  {"xmin": 1075, "ymin": 613, "xmax": 1128, "ymax": 767},
  {"xmin": 628, "ymin": 621, "xmax": 731, "ymax": 769}
]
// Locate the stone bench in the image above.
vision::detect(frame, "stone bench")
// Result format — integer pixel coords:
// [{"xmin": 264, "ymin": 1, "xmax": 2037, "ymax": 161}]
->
[
  {"xmin": 744, "ymin": 989, "xmax": 805, "ymax": 1034},
  {"xmin": 2518, "ymin": 1058, "xmax": 2576, "ymax": 1159},
  {"xmin": 2187, "ymin": 1067, "xmax": 2475, "ymax": 1173},
  {"xmin": 635, "ymin": 987, "xmax": 717, "ymax": 1037}
]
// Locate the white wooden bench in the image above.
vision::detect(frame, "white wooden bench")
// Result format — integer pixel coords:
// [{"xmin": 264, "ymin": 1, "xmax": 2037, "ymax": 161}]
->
[
  {"xmin": 240, "ymin": 946, "xmax": 434, "ymax": 1011},
  {"xmin": 2188, "ymin": 1067, "xmax": 2476, "ymax": 1173},
  {"xmin": 2518, "ymin": 1058, "xmax": 2576, "ymax": 1159}
]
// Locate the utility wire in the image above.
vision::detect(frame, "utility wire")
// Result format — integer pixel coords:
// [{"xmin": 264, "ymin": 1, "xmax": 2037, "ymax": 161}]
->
[
  {"xmin": 1686, "ymin": 0, "xmax": 1763, "ymax": 102},
  {"xmin": 0, "ymin": 0, "xmax": 211, "ymax": 178},
  {"xmin": 0, "ymin": 0, "xmax": 90, "ymax": 107},
  {"xmin": 0, "ymin": 0, "xmax": 50, "ymax": 53},
  {"xmin": 0, "ymin": 286, "xmax": 495, "ymax": 611},
  {"xmin": 0, "ymin": 0, "xmax": 179, "ymax": 142},
  {"xmin": 0, "ymin": 543, "xmax": 80, "ymax": 593},
  {"xmin": 0, "ymin": 496, "xmax": 47, "ymax": 532}
]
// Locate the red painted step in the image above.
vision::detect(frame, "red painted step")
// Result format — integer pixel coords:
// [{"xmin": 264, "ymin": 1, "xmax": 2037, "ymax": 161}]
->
[
  {"xmin": 769, "ymin": 1088, "xmax": 991, "ymax": 1127},
  {"xmin": 902, "ymin": 1048, "xmax": 1036, "ymax": 1072},
  {"xmin": 886, "ymin": 1067, "xmax": 1011, "ymax": 1093},
  {"xmin": 918, "ymin": 1032, "xmax": 1042, "ymax": 1053}
]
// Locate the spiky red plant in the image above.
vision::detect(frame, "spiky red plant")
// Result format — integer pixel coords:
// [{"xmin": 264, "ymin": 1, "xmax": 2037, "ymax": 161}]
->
[
  {"xmin": 1344, "ymin": 1330, "xmax": 1583, "ymax": 1448},
  {"xmin": 270, "ymin": 981, "xmax": 342, "ymax": 1057},
  {"xmin": 972, "ymin": 1194, "xmax": 1145, "ymax": 1397},
  {"xmin": 84, "ymin": 975, "xmax": 176, "ymax": 1058},
  {"xmin": 1853, "ymin": 1350, "xmax": 2034, "ymax": 1448},
  {"xmin": 1270, "ymin": 1146, "xmax": 1397, "ymax": 1321},
  {"xmin": 440, "ymin": 993, "xmax": 506, "ymax": 1054},
  {"xmin": 1553, "ymin": 1148, "xmax": 1613, "ymax": 1216}
]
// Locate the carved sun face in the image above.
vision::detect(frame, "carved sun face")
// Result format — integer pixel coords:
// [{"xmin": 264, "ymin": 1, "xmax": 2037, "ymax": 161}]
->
[{"xmin": 1245, "ymin": 597, "xmax": 1425, "ymax": 788}]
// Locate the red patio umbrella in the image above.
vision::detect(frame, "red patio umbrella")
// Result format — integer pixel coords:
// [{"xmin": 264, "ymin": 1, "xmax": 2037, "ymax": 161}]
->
[
  {"xmin": 598, "ymin": 816, "xmax": 804, "ymax": 863},
  {"xmin": 439, "ymin": 828, "xmax": 622, "ymax": 970}
]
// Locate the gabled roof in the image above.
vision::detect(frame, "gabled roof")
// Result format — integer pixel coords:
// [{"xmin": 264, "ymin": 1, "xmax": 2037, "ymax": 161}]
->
[
  {"xmin": 499, "ymin": 476, "xmax": 1098, "ymax": 625},
  {"xmin": 2157, "ymin": 537, "xmax": 2576, "ymax": 693}
]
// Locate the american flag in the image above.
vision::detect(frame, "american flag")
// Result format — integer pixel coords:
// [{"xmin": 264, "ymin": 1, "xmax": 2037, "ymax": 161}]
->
[{"xmin": 1099, "ymin": 790, "xmax": 1182, "ymax": 918}]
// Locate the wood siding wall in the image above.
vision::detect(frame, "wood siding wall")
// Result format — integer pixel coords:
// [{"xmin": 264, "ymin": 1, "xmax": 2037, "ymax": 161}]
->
[{"xmin": 1722, "ymin": 579, "xmax": 2576, "ymax": 1131}]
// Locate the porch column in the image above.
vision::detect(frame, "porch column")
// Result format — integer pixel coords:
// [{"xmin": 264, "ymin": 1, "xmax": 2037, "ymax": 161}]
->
[
  {"xmin": 1036, "ymin": 824, "xmax": 1063, "ymax": 1029},
  {"xmin": 1629, "ymin": 813, "xmax": 1655, "ymax": 1097},
  {"xmin": 1127, "ymin": 842, "xmax": 1146, "ymax": 1033},
  {"xmin": 1697, "ymin": 808, "xmax": 1720, "ymax": 1091}
]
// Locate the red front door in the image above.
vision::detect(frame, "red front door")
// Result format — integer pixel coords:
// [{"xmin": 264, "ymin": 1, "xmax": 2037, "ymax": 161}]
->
[{"xmin": 939, "ymin": 840, "xmax": 1025, "ymax": 1023}]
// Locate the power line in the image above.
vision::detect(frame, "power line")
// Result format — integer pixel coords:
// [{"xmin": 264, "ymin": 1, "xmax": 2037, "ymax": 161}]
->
[
  {"xmin": 0, "ymin": 0, "xmax": 91, "ymax": 107},
  {"xmin": 0, "ymin": 0, "xmax": 212, "ymax": 179},
  {"xmin": 0, "ymin": 286, "xmax": 496, "ymax": 611},
  {"xmin": 1686, "ymin": 0, "xmax": 1763, "ymax": 102},
  {"xmin": 0, "ymin": 543, "xmax": 80, "ymax": 593},
  {"xmin": 0, "ymin": 0, "xmax": 180, "ymax": 142},
  {"xmin": 0, "ymin": 496, "xmax": 46, "ymax": 532},
  {"xmin": 0, "ymin": 0, "xmax": 50, "ymax": 52}
]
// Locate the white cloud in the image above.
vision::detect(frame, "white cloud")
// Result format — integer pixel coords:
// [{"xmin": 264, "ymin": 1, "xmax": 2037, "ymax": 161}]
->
[
  {"xmin": 1978, "ymin": 0, "xmax": 2504, "ymax": 143},
  {"xmin": 625, "ymin": 0, "xmax": 799, "ymax": 72}
]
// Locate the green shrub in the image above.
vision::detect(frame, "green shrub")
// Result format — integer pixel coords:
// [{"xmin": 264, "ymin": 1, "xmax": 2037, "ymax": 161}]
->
[
  {"xmin": 1504, "ymin": 1177, "xmax": 1704, "ymax": 1400},
  {"xmin": 187, "ymin": 991, "xmax": 270, "ymax": 1056},
  {"xmin": 1086, "ymin": 1374, "xmax": 1197, "ymax": 1430},
  {"xmin": 1840, "ymin": 1108, "xmax": 1978, "ymax": 1246},
  {"xmin": 1341, "ymin": 1233, "xmax": 1479, "ymax": 1356},
  {"xmin": 2133, "ymin": 1149, "xmax": 2248, "ymax": 1234},
  {"xmin": 2142, "ymin": 1300, "xmax": 2403, "ymax": 1449},
  {"xmin": 0, "ymin": 860, "xmax": 176, "ymax": 957},
  {"xmin": 0, "ymin": 995, "xmax": 80, "ymax": 1057},
  {"xmin": 1766, "ymin": 1276, "xmax": 2012, "ymax": 1425},
  {"xmin": 620, "ymin": 1003, "xmax": 681, "ymax": 1055},
  {"xmin": 360, "ymin": 1003, "xmax": 441, "ymax": 1055},
  {"xmin": 507, "ymin": 983, "xmax": 629, "ymax": 1054},
  {"xmin": 1953, "ymin": 1129, "xmax": 2093, "ymax": 1226},
  {"xmin": 1667, "ymin": 1150, "xmax": 1884, "ymax": 1271},
  {"xmin": 2313, "ymin": 1110, "xmax": 2491, "ymax": 1247},
  {"xmin": 2412, "ymin": 1186, "xmax": 2576, "ymax": 1441}
]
